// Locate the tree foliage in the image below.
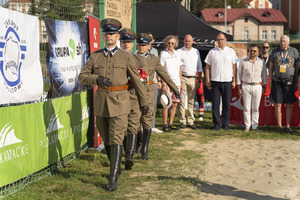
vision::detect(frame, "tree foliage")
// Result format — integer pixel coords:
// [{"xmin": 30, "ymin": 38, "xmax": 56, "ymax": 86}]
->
[
  {"xmin": 137, "ymin": 0, "xmax": 182, "ymax": 2},
  {"xmin": 191, "ymin": 0, "xmax": 246, "ymax": 17},
  {"xmin": 31, "ymin": 0, "xmax": 86, "ymax": 21}
]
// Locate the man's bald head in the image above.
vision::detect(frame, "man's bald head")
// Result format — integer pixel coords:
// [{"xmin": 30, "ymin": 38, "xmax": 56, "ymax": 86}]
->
[{"xmin": 184, "ymin": 34, "xmax": 193, "ymax": 50}]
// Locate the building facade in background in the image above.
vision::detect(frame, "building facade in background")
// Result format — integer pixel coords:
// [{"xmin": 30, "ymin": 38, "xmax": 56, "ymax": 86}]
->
[
  {"xmin": 269, "ymin": 0, "xmax": 281, "ymax": 9},
  {"xmin": 201, "ymin": 8, "xmax": 287, "ymax": 41},
  {"xmin": 244, "ymin": 0, "xmax": 273, "ymax": 8},
  {"xmin": 280, "ymin": 0, "xmax": 300, "ymax": 34}
]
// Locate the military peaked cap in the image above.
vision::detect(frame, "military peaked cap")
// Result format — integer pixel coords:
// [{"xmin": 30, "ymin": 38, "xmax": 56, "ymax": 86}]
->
[
  {"xmin": 119, "ymin": 28, "xmax": 136, "ymax": 41},
  {"xmin": 100, "ymin": 18, "xmax": 122, "ymax": 33},
  {"xmin": 136, "ymin": 33, "xmax": 152, "ymax": 45}
]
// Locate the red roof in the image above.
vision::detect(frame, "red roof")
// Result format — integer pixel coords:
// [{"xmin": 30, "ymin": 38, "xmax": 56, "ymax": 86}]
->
[{"xmin": 201, "ymin": 8, "xmax": 287, "ymax": 23}]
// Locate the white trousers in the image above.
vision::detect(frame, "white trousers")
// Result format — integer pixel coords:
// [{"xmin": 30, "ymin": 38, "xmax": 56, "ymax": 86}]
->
[{"xmin": 242, "ymin": 83, "xmax": 262, "ymax": 129}]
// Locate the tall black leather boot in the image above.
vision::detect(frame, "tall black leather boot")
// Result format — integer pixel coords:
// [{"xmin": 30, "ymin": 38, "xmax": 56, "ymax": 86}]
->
[
  {"xmin": 134, "ymin": 131, "xmax": 143, "ymax": 155},
  {"xmin": 141, "ymin": 129, "xmax": 151, "ymax": 160},
  {"xmin": 104, "ymin": 144, "xmax": 111, "ymax": 161},
  {"xmin": 106, "ymin": 145, "xmax": 122, "ymax": 192},
  {"xmin": 125, "ymin": 134, "xmax": 136, "ymax": 170},
  {"xmin": 123, "ymin": 135, "xmax": 127, "ymax": 153}
]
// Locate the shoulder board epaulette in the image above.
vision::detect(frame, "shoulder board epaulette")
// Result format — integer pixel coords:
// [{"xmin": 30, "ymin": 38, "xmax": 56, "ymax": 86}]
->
[
  {"xmin": 119, "ymin": 48, "xmax": 132, "ymax": 54},
  {"xmin": 92, "ymin": 48, "xmax": 104, "ymax": 54},
  {"xmin": 134, "ymin": 53, "xmax": 143, "ymax": 57}
]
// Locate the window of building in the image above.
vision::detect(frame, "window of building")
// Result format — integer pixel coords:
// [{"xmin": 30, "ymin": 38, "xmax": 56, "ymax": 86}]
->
[
  {"xmin": 262, "ymin": 30, "xmax": 267, "ymax": 40},
  {"xmin": 243, "ymin": 30, "xmax": 249, "ymax": 40},
  {"xmin": 259, "ymin": 4, "xmax": 263, "ymax": 8},
  {"xmin": 245, "ymin": 17, "xmax": 248, "ymax": 22},
  {"xmin": 271, "ymin": 30, "xmax": 276, "ymax": 40}
]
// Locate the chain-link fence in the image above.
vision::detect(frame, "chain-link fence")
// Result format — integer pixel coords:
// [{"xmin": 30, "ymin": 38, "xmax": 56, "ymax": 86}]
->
[{"xmin": 0, "ymin": 1, "xmax": 98, "ymax": 197}]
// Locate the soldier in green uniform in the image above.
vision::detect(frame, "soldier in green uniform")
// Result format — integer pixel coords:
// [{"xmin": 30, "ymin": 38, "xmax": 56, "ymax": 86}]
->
[
  {"xmin": 135, "ymin": 33, "xmax": 180, "ymax": 160},
  {"xmin": 78, "ymin": 18, "xmax": 149, "ymax": 192},
  {"xmin": 119, "ymin": 28, "xmax": 149, "ymax": 170}
]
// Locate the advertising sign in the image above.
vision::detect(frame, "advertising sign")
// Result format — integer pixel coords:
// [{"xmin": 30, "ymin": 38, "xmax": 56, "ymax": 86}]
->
[
  {"xmin": 230, "ymin": 80, "xmax": 300, "ymax": 126},
  {"xmin": 0, "ymin": 92, "xmax": 90, "ymax": 187},
  {"xmin": 105, "ymin": 0, "xmax": 132, "ymax": 28},
  {"xmin": 45, "ymin": 19, "xmax": 88, "ymax": 97},
  {"xmin": 0, "ymin": 7, "xmax": 43, "ymax": 104},
  {"xmin": 88, "ymin": 15, "xmax": 100, "ymax": 54},
  {"xmin": 88, "ymin": 15, "xmax": 102, "ymax": 148}
]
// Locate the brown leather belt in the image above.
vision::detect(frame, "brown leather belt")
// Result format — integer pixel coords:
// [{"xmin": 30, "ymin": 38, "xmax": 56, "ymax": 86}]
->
[
  {"xmin": 98, "ymin": 85, "xmax": 128, "ymax": 91},
  {"xmin": 243, "ymin": 82, "xmax": 261, "ymax": 86}
]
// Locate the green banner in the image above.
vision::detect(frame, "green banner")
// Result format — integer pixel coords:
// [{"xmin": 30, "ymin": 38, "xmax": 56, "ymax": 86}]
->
[{"xmin": 0, "ymin": 91, "xmax": 90, "ymax": 187}]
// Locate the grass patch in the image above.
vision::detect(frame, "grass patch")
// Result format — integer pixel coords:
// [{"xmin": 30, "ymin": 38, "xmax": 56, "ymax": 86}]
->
[{"xmin": 5, "ymin": 110, "xmax": 300, "ymax": 199}]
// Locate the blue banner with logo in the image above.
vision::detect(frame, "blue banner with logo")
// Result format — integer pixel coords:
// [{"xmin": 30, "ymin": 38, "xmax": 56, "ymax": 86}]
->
[
  {"xmin": 0, "ymin": 91, "xmax": 90, "ymax": 187},
  {"xmin": 0, "ymin": 7, "xmax": 43, "ymax": 104},
  {"xmin": 45, "ymin": 19, "xmax": 88, "ymax": 98}
]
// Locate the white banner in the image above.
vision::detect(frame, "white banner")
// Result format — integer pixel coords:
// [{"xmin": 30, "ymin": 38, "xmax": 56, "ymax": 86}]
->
[{"xmin": 0, "ymin": 7, "xmax": 43, "ymax": 104}]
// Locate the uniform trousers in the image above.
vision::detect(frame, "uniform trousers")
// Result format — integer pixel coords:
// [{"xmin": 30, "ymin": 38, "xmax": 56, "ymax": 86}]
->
[
  {"xmin": 179, "ymin": 76, "xmax": 196, "ymax": 125},
  {"xmin": 141, "ymin": 90, "xmax": 154, "ymax": 130},
  {"xmin": 96, "ymin": 114, "xmax": 128, "ymax": 145},
  {"xmin": 151, "ymin": 83, "xmax": 158, "ymax": 128},
  {"xmin": 242, "ymin": 83, "xmax": 262, "ymax": 129},
  {"xmin": 126, "ymin": 108, "xmax": 141, "ymax": 136},
  {"xmin": 211, "ymin": 81, "xmax": 232, "ymax": 129}
]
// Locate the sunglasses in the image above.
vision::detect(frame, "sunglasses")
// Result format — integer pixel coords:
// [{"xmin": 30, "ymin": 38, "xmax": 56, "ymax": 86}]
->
[
  {"xmin": 263, "ymin": 46, "xmax": 269, "ymax": 49},
  {"xmin": 168, "ymin": 42, "xmax": 174, "ymax": 45},
  {"xmin": 250, "ymin": 50, "xmax": 257, "ymax": 53}
]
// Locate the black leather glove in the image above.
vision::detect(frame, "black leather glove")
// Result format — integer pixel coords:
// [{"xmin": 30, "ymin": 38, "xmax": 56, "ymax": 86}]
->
[
  {"xmin": 140, "ymin": 105, "xmax": 149, "ymax": 115},
  {"xmin": 96, "ymin": 76, "xmax": 112, "ymax": 88},
  {"xmin": 175, "ymin": 91, "xmax": 180, "ymax": 100}
]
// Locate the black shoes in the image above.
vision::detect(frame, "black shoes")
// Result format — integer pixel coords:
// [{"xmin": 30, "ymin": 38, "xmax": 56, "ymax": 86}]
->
[
  {"xmin": 276, "ymin": 127, "xmax": 283, "ymax": 133},
  {"xmin": 182, "ymin": 124, "xmax": 197, "ymax": 130},
  {"xmin": 286, "ymin": 127, "xmax": 299, "ymax": 136},
  {"xmin": 188, "ymin": 124, "xmax": 197, "ymax": 130},
  {"xmin": 163, "ymin": 125, "xmax": 172, "ymax": 132},
  {"xmin": 213, "ymin": 125, "xmax": 220, "ymax": 131},
  {"xmin": 163, "ymin": 124, "xmax": 180, "ymax": 131},
  {"xmin": 169, "ymin": 124, "xmax": 180, "ymax": 130},
  {"xmin": 180, "ymin": 124, "xmax": 186, "ymax": 128}
]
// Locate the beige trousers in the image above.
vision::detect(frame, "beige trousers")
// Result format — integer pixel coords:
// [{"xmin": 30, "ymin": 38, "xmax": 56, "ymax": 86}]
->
[{"xmin": 179, "ymin": 76, "xmax": 196, "ymax": 125}]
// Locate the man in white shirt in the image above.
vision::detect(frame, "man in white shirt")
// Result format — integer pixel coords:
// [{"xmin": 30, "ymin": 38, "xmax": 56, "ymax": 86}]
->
[
  {"xmin": 237, "ymin": 44, "xmax": 267, "ymax": 132},
  {"xmin": 205, "ymin": 33, "xmax": 237, "ymax": 131},
  {"xmin": 177, "ymin": 34, "xmax": 203, "ymax": 129}
]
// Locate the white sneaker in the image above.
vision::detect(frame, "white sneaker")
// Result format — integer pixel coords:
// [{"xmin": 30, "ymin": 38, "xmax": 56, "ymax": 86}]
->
[
  {"xmin": 152, "ymin": 127, "xmax": 163, "ymax": 133},
  {"xmin": 199, "ymin": 117, "xmax": 203, "ymax": 121}
]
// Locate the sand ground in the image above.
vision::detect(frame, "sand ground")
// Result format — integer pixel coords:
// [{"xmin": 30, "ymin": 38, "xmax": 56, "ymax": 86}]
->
[{"xmin": 197, "ymin": 138, "xmax": 300, "ymax": 200}]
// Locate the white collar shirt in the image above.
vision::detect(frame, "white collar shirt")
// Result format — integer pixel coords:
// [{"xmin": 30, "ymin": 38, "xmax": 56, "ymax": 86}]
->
[
  {"xmin": 160, "ymin": 49, "xmax": 182, "ymax": 86},
  {"xmin": 204, "ymin": 46, "xmax": 237, "ymax": 82},
  {"xmin": 178, "ymin": 46, "xmax": 203, "ymax": 76},
  {"xmin": 237, "ymin": 57, "xmax": 268, "ymax": 86}
]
